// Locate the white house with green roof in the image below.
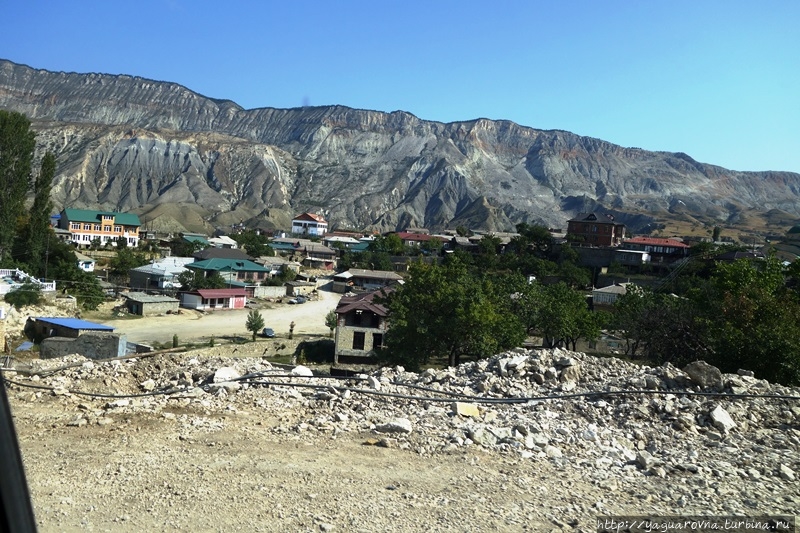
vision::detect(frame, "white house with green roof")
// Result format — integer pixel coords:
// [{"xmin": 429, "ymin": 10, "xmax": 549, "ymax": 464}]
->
[{"xmin": 59, "ymin": 209, "xmax": 142, "ymax": 248}]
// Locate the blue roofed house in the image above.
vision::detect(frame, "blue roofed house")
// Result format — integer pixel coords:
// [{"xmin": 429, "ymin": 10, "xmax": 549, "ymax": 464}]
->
[{"xmin": 27, "ymin": 317, "xmax": 114, "ymax": 340}]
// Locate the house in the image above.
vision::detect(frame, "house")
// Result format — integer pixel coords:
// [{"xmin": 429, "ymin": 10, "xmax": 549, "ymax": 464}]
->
[
  {"xmin": 122, "ymin": 292, "xmax": 180, "ymax": 316},
  {"xmin": 74, "ymin": 251, "xmax": 96, "ymax": 273},
  {"xmin": 612, "ymin": 249, "xmax": 651, "ymax": 266},
  {"xmin": 26, "ymin": 317, "xmax": 114, "ymax": 340},
  {"xmin": 285, "ymin": 280, "xmax": 317, "ymax": 297},
  {"xmin": 394, "ymin": 232, "xmax": 443, "ymax": 248},
  {"xmin": 332, "ymin": 269, "xmax": 403, "ymax": 294},
  {"xmin": 291, "ymin": 212, "xmax": 328, "ymax": 237},
  {"xmin": 59, "ymin": 208, "xmax": 141, "ymax": 248},
  {"xmin": 179, "ymin": 288, "xmax": 247, "ymax": 310},
  {"xmin": 180, "ymin": 233, "xmax": 210, "ymax": 247},
  {"xmin": 255, "ymin": 256, "xmax": 301, "ymax": 276},
  {"xmin": 193, "ymin": 247, "xmax": 253, "ymax": 261},
  {"xmin": 334, "ymin": 289, "xmax": 390, "ymax": 365},
  {"xmin": 299, "ymin": 243, "xmax": 337, "ymax": 270},
  {"xmin": 592, "ymin": 283, "xmax": 632, "ymax": 308},
  {"xmin": 622, "ymin": 236, "xmax": 690, "ymax": 263},
  {"xmin": 185, "ymin": 258, "xmax": 270, "ymax": 283},
  {"xmin": 322, "ymin": 235, "xmax": 361, "ymax": 249},
  {"xmin": 129, "ymin": 257, "xmax": 194, "ymax": 291},
  {"xmin": 566, "ymin": 213, "xmax": 626, "ymax": 246}
]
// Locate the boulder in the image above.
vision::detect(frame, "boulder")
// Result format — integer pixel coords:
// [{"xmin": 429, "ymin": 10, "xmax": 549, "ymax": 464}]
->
[{"xmin": 683, "ymin": 361, "xmax": 723, "ymax": 390}]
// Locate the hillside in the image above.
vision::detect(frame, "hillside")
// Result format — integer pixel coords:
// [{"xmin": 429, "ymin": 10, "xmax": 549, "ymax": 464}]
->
[{"xmin": 1, "ymin": 59, "xmax": 800, "ymax": 235}]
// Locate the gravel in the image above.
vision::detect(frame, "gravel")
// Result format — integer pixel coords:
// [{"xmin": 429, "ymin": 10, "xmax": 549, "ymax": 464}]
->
[{"xmin": 5, "ymin": 345, "xmax": 799, "ymax": 532}]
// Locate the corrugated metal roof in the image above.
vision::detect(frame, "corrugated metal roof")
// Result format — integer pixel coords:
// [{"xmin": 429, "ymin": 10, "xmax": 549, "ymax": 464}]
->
[
  {"xmin": 62, "ymin": 208, "xmax": 140, "ymax": 227},
  {"xmin": 194, "ymin": 289, "xmax": 247, "ymax": 298},
  {"xmin": 123, "ymin": 292, "xmax": 179, "ymax": 303},
  {"xmin": 35, "ymin": 317, "xmax": 115, "ymax": 331}
]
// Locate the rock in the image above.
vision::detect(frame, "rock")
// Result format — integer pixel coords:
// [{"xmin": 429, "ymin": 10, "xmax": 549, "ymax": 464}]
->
[
  {"xmin": 375, "ymin": 418, "xmax": 412, "ymax": 434},
  {"xmin": 737, "ymin": 369, "xmax": 755, "ymax": 378},
  {"xmin": 544, "ymin": 445, "xmax": 562, "ymax": 458},
  {"xmin": 366, "ymin": 376, "xmax": 381, "ymax": 390},
  {"xmin": 469, "ymin": 427, "xmax": 498, "ymax": 447},
  {"xmin": 559, "ymin": 364, "xmax": 581, "ymax": 383},
  {"xmin": 140, "ymin": 379, "xmax": 156, "ymax": 391},
  {"xmin": 213, "ymin": 367, "xmax": 241, "ymax": 383},
  {"xmin": 291, "ymin": 365, "xmax": 314, "ymax": 377},
  {"xmin": 208, "ymin": 381, "xmax": 241, "ymax": 393},
  {"xmin": 683, "ymin": 361, "xmax": 723, "ymax": 390},
  {"xmin": 709, "ymin": 405, "xmax": 736, "ymax": 433},
  {"xmin": 451, "ymin": 402, "xmax": 480, "ymax": 417},
  {"xmin": 636, "ymin": 450, "xmax": 658, "ymax": 470},
  {"xmin": 779, "ymin": 464, "xmax": 796, "ymax": 482}
]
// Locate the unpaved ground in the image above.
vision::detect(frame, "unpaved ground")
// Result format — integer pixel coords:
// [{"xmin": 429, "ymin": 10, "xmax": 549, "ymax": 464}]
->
[
  {"xmin": 6, "ymin": 345, "xmax": 799, "ymax": 533},
  {"xmin": 101, "ymin": 284, "xmax": 341, "ymax": 345}
]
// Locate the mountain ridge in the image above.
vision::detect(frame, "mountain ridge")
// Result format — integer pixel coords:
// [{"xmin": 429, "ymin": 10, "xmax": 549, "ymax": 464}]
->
[{"xmin": 1, "ymin": 58, "xmax": 798, "ymax": 235}]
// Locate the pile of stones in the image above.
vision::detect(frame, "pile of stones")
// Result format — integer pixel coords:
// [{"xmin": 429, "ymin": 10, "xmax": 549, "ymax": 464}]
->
[{"xmin": 5, "ymin": 346, "xmax": 799, "ymax": 516}]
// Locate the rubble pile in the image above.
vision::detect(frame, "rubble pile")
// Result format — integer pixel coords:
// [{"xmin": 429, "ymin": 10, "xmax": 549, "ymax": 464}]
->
[{"xmin": 5, "ymin": 347, "xmax": 800, "ymax": 516}]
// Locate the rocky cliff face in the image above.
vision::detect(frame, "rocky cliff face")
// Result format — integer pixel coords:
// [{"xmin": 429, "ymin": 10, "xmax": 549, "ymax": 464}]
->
[{"xmin": 2, "ymin": 59, "xmax": 799, "ymax": 234}]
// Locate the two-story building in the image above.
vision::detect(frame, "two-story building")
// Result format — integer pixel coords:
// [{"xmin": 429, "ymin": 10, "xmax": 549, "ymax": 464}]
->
[
  {"xmin": 331, "ymin": 268, "xmax": 404, "ymax": 294},
  {"xmin": 622, "ymin": 236, "xmax": 690, "ymax": 264},
  {"xmin": 334, "ymin": 289, "xmax": 390, "ymax": 365},
  {"xmin": 566, "ymin": 213, "xmax": 626, "ymax": 247},
  {"xmin": 291, "ymin": 212, "xmax": 328, "ymax": 237},
  {"xmin": 59, "ymin": 209, "xmax": 141, "ymax": 248}
]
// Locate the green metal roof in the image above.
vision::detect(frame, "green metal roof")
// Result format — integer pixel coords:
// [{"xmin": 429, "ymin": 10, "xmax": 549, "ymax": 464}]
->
[
  {"xmin": 186, "ymin": 258, "xmax": 269, "ymax": 272},
  {"xmin": 62, "ymin": 208, "xmax": 141, "ymax": 226},
  {"xmin": 182, "ymin": 235, "xmax": 209, "ymax": 245}
]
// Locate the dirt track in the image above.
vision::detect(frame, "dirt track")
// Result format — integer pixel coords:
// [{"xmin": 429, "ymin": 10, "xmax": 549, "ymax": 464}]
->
[{"xmin": 102, "ymin": 284, "xmax": 341, "ymax": 345}]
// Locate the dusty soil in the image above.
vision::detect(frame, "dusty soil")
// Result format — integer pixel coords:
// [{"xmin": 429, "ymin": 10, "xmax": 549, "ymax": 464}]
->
[{"xmin": 99, "ymin": 283, "xmax": 341, "ymax": 346}]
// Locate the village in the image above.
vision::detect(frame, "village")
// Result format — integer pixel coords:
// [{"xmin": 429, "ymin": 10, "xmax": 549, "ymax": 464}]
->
[{"xmin": 3, "ymin": 206, "xmax": 799, "ymax": 371}]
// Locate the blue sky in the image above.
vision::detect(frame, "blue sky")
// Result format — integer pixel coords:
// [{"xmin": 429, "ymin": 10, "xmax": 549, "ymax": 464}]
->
[{"xmin": 2, "ymin": 0, "xmax": 798, "ymax": 172}]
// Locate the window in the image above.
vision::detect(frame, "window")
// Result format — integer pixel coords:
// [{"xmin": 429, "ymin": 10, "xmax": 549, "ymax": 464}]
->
[
  {"xmin": 83, "ymin": 223, "xmax": 92, "ymax": 230},
  {"xmin": 103, "ymin": 225, "xmax": 111, "ymax": 232},
  {"xmin": 352, "ymin": 332, "xmax": 365, "ymax": 351},
  {"xmin": 372, "ymin": 333, "xmax": 383, "ymax": 349},
  {"xmin": 94, "ymin": 224, "xmax": 101, "ymax": 231},
  {"xmin": 71, "ymin": 223, "xmax": 80, "ymax": 230},
  {"xmin": 114, "ymin": 225, "xmax": 122, "ymax": 233}
]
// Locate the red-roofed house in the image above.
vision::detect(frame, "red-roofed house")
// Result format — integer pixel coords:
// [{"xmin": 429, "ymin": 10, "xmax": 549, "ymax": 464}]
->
[
  {"xmin": 291, "ymin": 212, "xmax": 328, "ymax": 237},
  {"xmin": 394, "ymin": 232, "xmax": 442, "ymax": 247},
  {"xmin": 179, "ymin": 288, "xmax": 247, "ymax": 310},
  {"xmin": 622, "ymin": 236, "xmax": 690, "ymax": 263},
  {"xmin": 334, "ymin": 289, "xmax": 391, "ymax": 364}
]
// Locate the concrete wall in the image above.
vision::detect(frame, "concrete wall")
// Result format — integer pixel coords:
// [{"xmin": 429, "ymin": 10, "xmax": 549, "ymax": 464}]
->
[
  {"xmin": 40, "ymin": 332, "xmax": 127, "ymax": 360},
  {"xmin": 125, "ymin": 299, "xmax": 179, "ymax": 316},
  {"xmin": 253, "ymin": 285, "xmax": 287, "ymax": 298}
]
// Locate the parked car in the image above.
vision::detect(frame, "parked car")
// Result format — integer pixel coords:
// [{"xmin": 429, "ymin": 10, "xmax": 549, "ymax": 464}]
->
[
  {"xmin": 287, "ymin": 296, "xmax": 307, "ymax": 304},
  {"xmin": 261, "ymin": 327, "xmax": 275, "ymax": 338}
]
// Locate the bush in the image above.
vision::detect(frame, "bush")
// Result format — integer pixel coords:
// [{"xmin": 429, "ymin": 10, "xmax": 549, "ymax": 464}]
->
[{"xmin": 4, "ymin": 282, "xmax": 42, "ymax": 309}]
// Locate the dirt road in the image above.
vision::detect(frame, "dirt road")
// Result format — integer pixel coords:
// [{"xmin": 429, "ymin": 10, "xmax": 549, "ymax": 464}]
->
[{"xmin": 104, "ymin": 284, "xmax": 342, "ymax": 345}]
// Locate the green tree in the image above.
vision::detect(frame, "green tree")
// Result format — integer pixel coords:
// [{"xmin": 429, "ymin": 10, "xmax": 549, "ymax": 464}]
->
[
  {"xmin": 18, "ymin": 152, "xmax": 56, "ymax": 276},
  {"xmin": 43, "ymin": 236, "xmax": 105, "ymax": 309},
  {"xmin": 696, "ymin": 255, "xmax": 800, "ymax": 384},
  {"xmin": 176, "ymin": 270, "xmax": 227, "ymax": 291},
  {"xmin": 381, "ymin": 258, "xmax": 525, "ymax": 370},
  {"xmin": 325, "ymin": 309, "xmax": 338, "ymax": 337},
  {"xmin": 0, "ymin": 111, "xmax": 36, "ymax": 264},
  {"xmin": 3, "ymin": 282, "xmax": 42, "ymax": 309},
  {"xmin": 245, "ymin": 310, "xmax": 265, "ymax": 341},
  {"xmin": 369, "ymin": 234, "xmax": 404, "ymax": 255},
  {"xmin": 109, "ymin": 247, "xmax": 148, "ymax": 285},
  {"xmin": 536, "ymin": 282, "xmax": 597, "ymax": 349}
]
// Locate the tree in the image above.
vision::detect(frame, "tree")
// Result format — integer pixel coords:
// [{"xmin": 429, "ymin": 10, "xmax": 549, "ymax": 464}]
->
[
  {"xmin": 245, "ymin": 310, "xmax": 265, "ymax": 341},
  {"xmin": 381, "ymin": 258, "xmax": 525, "ymax": 370},
  {"xmin": 368, "ymin": 234, "xmax": 404, "ymax": 256},
  {"xmin": 18, "ymin": 152, "xmax": 56, "ymax": 276},
  {"xmin": 4, "ymin": 282, "xmax": 42, "ymax": 309},
  {"xmin": 536, "ymin": 283, "xmax": 596, "ymax": 349},
  {"xmin": 695, "ymin": 255, "xmax": 800, "ymax": 384},
  {"xmin": 325, "ymin": 309, "xmax": 338, "ymax": 337},
  {"xmin": 0, "ymin": 111, "xmax": 36, "ymax": 264},
  {"xmin": 108, "ymin": 247, "xmax": 148, "ymax": 285},
  {"xmin": 176, "ymin": 270, "xmax": 227, "ymax": 291}
]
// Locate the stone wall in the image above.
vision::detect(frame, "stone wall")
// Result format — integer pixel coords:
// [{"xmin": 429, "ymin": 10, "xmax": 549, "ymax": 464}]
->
[{"xmin": 40, "ymin": 332, "xmax": 127, "ymax": 360}]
